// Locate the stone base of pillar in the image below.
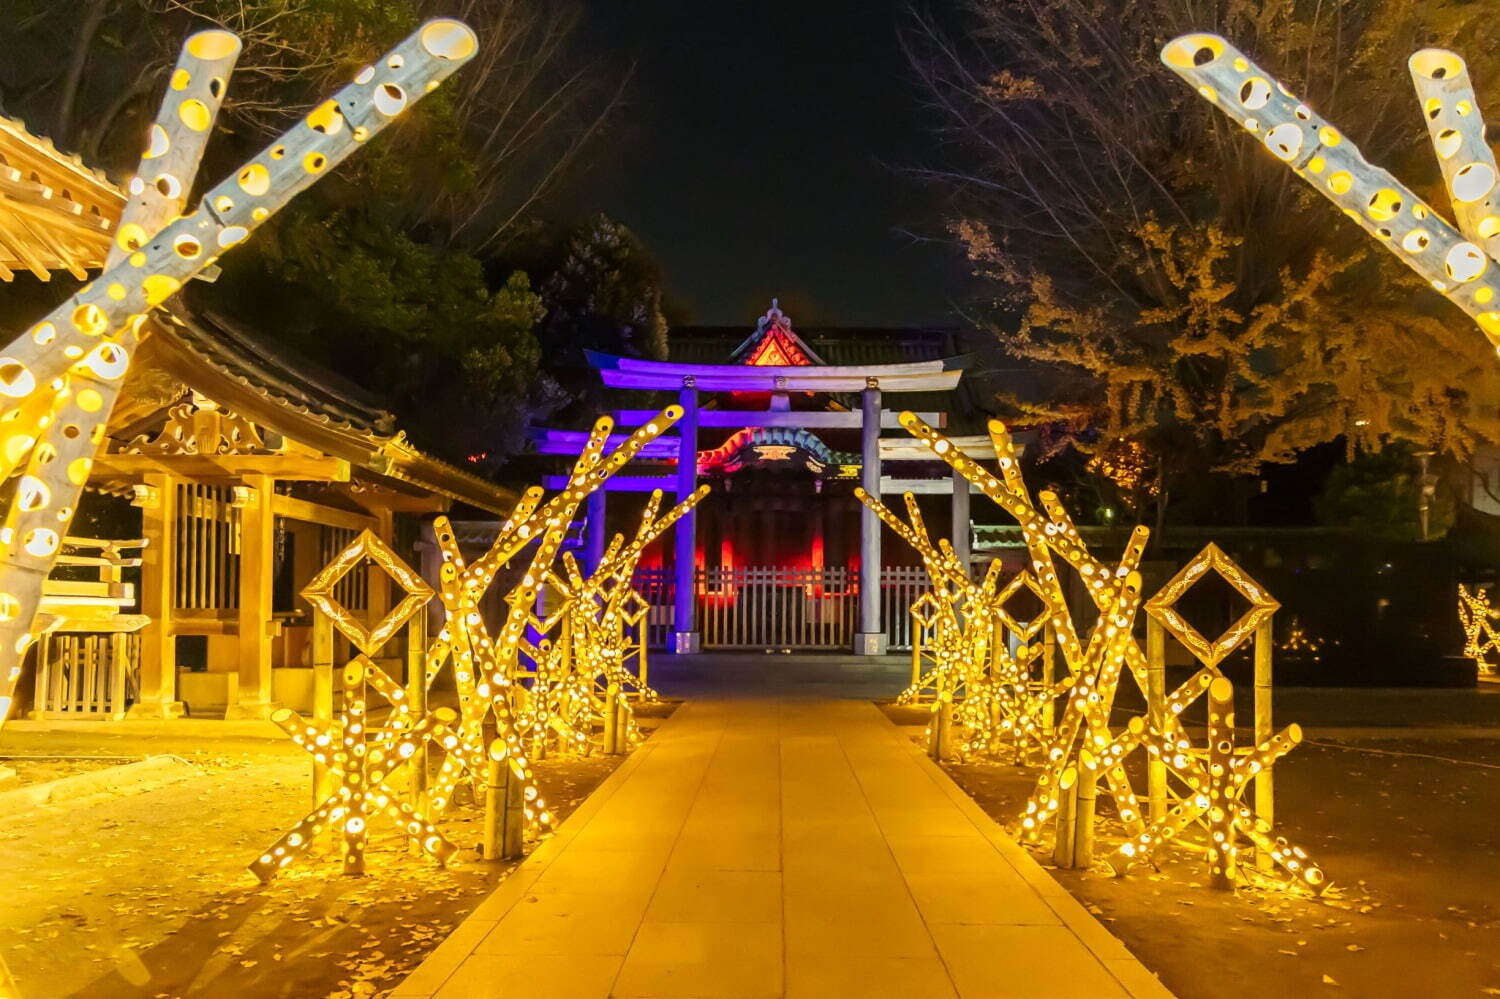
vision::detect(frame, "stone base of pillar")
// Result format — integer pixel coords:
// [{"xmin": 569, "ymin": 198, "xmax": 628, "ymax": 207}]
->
[
  {"xmin": 224, "ymin": 700, "xmax": 280, "ymax": 721},
  {"xmin": 672, "ymin": 632, "xmax": 701, "ymax": 655},
  {"xmin": 853, "ymin": 632, "xmax": 889, "ymax": 656},
  {"xmin": 126, "ymin": 699, "xmax": 186, "ymax": 720}
]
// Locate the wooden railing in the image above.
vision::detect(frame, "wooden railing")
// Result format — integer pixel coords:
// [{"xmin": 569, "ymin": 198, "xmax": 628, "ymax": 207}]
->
[
  {"xmin": 880, "ymin": 566, "xmax": 930, "ymax": 652},
  {"xmin": 700, "ymin": 566, "xmax": 859, "ymax": 650},
  {"xmin": 32, "ymin": 537, "xmax": 149, "ymax": 718},
  {"xmin": 631, "ymin": 564, "xmax": 933, "ymax": 652}
]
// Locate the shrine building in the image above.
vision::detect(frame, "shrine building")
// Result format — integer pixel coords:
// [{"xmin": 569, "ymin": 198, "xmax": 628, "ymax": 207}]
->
[{"xmin": 530, "ymin": 301, "xmax": 999, "ymax": 656}]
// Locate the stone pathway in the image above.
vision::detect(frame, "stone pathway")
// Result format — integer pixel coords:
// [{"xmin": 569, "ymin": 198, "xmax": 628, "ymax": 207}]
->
[{"xmin": 393, "ymin": 699, "xmax": 1173, "ymax": 998}]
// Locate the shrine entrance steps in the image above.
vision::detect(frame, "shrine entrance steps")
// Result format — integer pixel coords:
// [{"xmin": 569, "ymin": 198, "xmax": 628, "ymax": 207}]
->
[{"xmin": 393, "ymin": 690, "xmax": 1173, "ymax": 998}]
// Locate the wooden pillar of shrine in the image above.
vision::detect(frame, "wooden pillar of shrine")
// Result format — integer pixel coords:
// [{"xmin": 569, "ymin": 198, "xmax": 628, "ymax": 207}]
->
[
  {"xmin": 367, "ymin": 507, "xmax": 395, "ymax": 676},
  {"xmin": 228, "ymin": 473, "xmax": 277, "ymax": 719},
  {"xmin": 855, "ymin": 379, "xmax": 887, "ymax": 655},
  {"xmin": 129, "ymin": 472, "xmax": 183, "ymax": 717},
  {"xmin": 672, "ymin": 377, "xmax": 700, "ymax": 653}
]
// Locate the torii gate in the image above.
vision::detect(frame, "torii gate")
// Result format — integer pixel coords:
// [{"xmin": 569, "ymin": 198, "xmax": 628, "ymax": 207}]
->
[{"xmin": 0, "ymin": 19, "xmax": 480, "ymax": 724}]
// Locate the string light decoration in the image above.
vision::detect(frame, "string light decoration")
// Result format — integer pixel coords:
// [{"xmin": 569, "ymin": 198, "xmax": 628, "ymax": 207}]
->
[
  {"xmin": 250, "ymin": 656, "xmax": 459, "ymax": 882},
  {"xmin": 882, "ymin": 412, "xmax": 1326, "ymax": 892},
  {"xmin": 0, "ymin": 20, "xmax": 479, "ymax": 725},
  {"xmin": 539, "ymin": 486, "xmax": 707, "ymax": 752},
  {"xmin": 1105, "ymin": 676, "xmax": 1327, "ymax": 894},
  {"xmin": 1279, "ymin": 616, "xmax": 1327, "ymax": 661},
  {"xmin": 1458, "ymin": 583, "xmax": 1500, "ymax": 677},
  {"xmin": 424, "ymin": 409, "xmax": 692, "ymax": 821},
  {"xmin": 1161, "ymin": 34, "xmax": 1500, "ymax": 350},
  {"xmin": 856, "ymin": 490, "xmax": 987, "ymax": 704},
  {"xmin": 301, "ymin": 528, "xmax": 434, "ymax": 656},
  {"xmin": 1146, "ymin": 543, "xmax": 1279, "ymax": 668}
]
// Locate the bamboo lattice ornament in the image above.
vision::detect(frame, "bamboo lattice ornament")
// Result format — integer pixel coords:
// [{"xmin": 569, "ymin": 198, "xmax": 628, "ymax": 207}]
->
[
  {"xmin": 881, "ymin": 412, "xmax": 1326, "ymax": 893},
  {"xmin": 301, "ymin": 529, "xmax": 435, "ymax": 656},
  {"xmin": 251, "ymin": 656, "xmax": 458, "ymax": 882}
]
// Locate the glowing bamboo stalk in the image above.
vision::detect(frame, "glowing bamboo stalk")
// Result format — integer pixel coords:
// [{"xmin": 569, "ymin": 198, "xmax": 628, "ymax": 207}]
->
[
  {"xmin": 0, "ymin": 19, "xmax": 479, "ymax": 725},
  {"xmin": 1161, "ymin": 34, "xmax": 1500, "ymax": 348},
  {"xmin": 1409, "ymin": 50, "xmax": 1500, "ymax": 257}
]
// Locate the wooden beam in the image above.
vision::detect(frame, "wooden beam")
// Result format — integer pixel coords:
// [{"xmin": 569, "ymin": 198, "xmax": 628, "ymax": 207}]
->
[
  {"xmin": 599, "ymin": 368, "xmax": 964, "ymax": 392},
  {"xmin": 271, "ymin": 494, "xmax": 377, "ymax": 531},
  {"xmin": 92, "ymin": 452, "xmax": 351, "ymax": 482},
  {"xmin": 879, "ymin": 436, "xmax": 997, "ymax": 460},
  {"xmin": 340, "ymin": 481, "xmax": 452, "ymax": 515},
  {"xmin": 879, "ymin": 477, "xmax": 983, "ymax": 495}
]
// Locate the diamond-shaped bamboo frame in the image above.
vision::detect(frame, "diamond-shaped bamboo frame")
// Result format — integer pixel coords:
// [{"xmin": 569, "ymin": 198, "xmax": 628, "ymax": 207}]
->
[
  {"xmin": 1144, "ymin": 542, "xmax": 1279, "ymax": 668},
  {"xmin": 994, "ymin": 571, "xmax": 1052, "ymax": 643},
  {"xmin": 301, "ymin": 529, "xmax": 434, "ymax": 656}
]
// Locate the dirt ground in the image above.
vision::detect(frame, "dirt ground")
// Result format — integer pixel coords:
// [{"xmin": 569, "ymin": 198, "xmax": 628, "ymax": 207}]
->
[
  {"xmin": 1, "ymin": 706, "xmax": 677, "ymax": 999},
  {"xmin": 1, "ymin": 755, "xmax": 136, "ymax": 786},
  {"xmin": 882, "ymin": 704, "xmax": 1500, "ymax": 998}
]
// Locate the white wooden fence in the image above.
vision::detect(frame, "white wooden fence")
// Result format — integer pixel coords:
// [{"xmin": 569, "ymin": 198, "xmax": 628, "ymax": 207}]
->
[{"xmin": 630, "ymin": 565, "xmax": 932, "ymax": 652}]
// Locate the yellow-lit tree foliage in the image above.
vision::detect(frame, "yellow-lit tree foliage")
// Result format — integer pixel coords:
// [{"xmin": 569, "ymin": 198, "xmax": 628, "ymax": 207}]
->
[{"xmin": 908, "ymin": 0, "xmax": 1500, "ymax": 519}]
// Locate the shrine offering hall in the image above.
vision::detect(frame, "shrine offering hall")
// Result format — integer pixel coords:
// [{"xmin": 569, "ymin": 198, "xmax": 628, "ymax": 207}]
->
[{"xmin": 530, "ymin": 301, "xmax": 1006, "ymax": 656}]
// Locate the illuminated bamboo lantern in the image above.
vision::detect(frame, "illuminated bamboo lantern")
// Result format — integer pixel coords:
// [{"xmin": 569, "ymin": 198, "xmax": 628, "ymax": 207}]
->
[
  {"xmin": 425, "ymin": 408, "xmax": 687, "ymax": 820},
  {"xmin": 0, "ymin": 19, "xmax": 480, "ymax": 725},
  {"xmin": 1160, "ymin": 34, "xmax": 1500, "ymax": 349},
  {"xmin": 884, "ymin": 412, "xmax": 1326, "ymax": 890},
  {"xmin": 1107, "ymin": 674, "xmax": 1327, "ymax": 893},
  {"xmin": 543, "ymin": 484, "xmax": 707, "ymax": 751},
  {"xmin": 250, "ymin": 656, "xmax": 459, "ymax": 881},
  {"xmin": 1458, "ymin": 583, "xmax": 1500, "ymax": 677},
  {"xmin": 1408, "ymin": 51, "xmax": 1500, "ymax": 258}
]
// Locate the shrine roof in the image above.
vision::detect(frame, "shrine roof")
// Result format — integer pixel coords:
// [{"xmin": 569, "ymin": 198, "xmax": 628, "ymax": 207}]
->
[
  {"xmin": 104, "ymin": 305, "xmax": 517, "ymax": 513},
  {"xmin": 0, "ymin": 115, "xmax": 121, "ymax": 280},
  {"xmin": 666, "ymin": 324, "xmax": 961, "ymax": 367}
]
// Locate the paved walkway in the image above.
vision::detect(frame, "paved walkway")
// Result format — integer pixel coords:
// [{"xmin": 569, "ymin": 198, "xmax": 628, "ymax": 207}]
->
[{"xmin": 394, "ymin": 698, "xmax": 1172, "ymax": 998}]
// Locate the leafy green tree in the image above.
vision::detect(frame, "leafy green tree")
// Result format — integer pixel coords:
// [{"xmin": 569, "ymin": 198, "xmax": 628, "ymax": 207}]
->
[
  {"xmin": 1315, "ymin": 444, "xmax": 1454, "ymax": 541},
  {"xmin": 907, "ymin": 0, "xmax": 1500, "ymax": 527}
]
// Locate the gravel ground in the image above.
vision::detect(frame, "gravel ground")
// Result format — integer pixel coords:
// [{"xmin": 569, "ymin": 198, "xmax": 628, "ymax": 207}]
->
[{"xmin": 0, "ymin": 710, "xmax": 676, "ymax": 999}]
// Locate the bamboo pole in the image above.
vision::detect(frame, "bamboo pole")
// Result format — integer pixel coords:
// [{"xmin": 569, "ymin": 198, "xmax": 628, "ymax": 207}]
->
[
  {"xmin": 1254, "ymin": 618, "xmax": 1274, "ymax": 872},
  {"xmin": 407, "ymin": 611, "xmax": 428, "ymax": 817},
  {"xmin": 1073, "ymin": 762, "xmax": 1098, "ymax": 868},
  {"xmin": 311, "ymin": 612, "xmax": 334, "ymax": 807},
  {"xmin": 1052, "ymin": 766, "xmax": 1078, "ymax": 868},
  {"xmin": 1207, "ymin": 676, "xmax": 1237, "ymax": 890},
  {"xmin": 1146, "ymin": 616, "xmax": 1168, "ymax": 825},
  {"xmin": 603, "ymin": 681, "xmax": 622, "ymax": 755}
]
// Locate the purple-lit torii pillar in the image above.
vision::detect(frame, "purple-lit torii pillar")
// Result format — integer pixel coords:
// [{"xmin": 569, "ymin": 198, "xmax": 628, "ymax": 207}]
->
[
  {"xmin": 854, "ymin": 377, "xmax": 887, "ymax": 655},
  {"xmin": 672, "ymin": 376, "xmax": 701, "ymax": 654},
  {"xmin": 584, "ymin": 487, "xmax": 607, "ymax": 573}
]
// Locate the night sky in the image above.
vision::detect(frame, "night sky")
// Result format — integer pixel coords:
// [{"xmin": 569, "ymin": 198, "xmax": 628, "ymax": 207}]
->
[{"xmin": 577, "ymin": 0, "xmax": 968, "ymax": 328}]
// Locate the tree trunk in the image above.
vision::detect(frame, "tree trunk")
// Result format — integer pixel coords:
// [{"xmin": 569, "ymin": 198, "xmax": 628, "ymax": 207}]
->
[{"xmin": 56, "ymin": 0, "xmax": 109, "ymax": 147}]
